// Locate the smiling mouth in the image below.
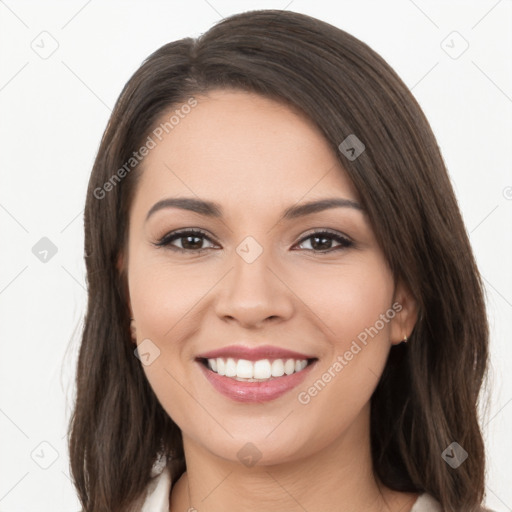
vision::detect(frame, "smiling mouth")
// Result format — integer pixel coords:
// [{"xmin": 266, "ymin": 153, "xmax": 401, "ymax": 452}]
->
[{"xmin": 198, "ymin": 357, "xmax": 317, "ymax": 382}]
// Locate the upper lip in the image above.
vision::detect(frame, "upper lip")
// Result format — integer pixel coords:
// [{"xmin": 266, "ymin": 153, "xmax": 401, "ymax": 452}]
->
[{"xmin": 196, "ymin": 344, "xmax": 316, "ymax": 361}]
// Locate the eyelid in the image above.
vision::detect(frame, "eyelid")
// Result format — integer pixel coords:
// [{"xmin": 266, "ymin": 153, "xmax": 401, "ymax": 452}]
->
[
  {"xmin": 293, "ymin": 228, "xmax": 353, "ymax": 252},
  {"xmin": 153, "ymin": 228, "xmax": 216, "ymax": 249},
  {"xmin": 296, "ymin": 228, "xmax": 352, "ymax": 243},
  {"xmin": 153, "ymin": 227, "xmax": 354, "ymax": 252}
]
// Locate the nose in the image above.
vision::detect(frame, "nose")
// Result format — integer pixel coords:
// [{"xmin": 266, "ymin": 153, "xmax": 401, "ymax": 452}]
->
[{"xmin": 213, "ymin": 244, "xmax": 295, "ymax": 329}]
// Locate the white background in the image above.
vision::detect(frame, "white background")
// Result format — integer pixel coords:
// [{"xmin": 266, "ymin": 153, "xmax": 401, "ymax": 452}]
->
[{"xmin": 0, "ymin": 1, "xmax": 511, "ymax": 511}]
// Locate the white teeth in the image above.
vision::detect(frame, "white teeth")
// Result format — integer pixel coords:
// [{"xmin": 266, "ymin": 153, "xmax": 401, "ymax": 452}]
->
[
  {"xmin": 253, "ymin": 360, "xmax": 271, "ymax": 379},
  {"xmin": 206, "ymin": 357, "xmax": 310, "ymax": 380},
  {"xmin": 271, "ymin": 359, "xmax": 285, "ymax": 377},
  {"xmin": 216, "ymin": 358, "xmax": 225, "ymax": 376},
  {"xmin": 236, "ymin": 359, "xmax": 253, "ymax": 379},
  {"xmin": 225, "ymin": 357, "xmax": 237, "ymax": 377},
  {"xmin": 284, "ymin": 358, "xmax": 295, "ymax": 375},
  {"xmin": 296, "ymin": 360, "xmax": 307, "ymax": 372}
]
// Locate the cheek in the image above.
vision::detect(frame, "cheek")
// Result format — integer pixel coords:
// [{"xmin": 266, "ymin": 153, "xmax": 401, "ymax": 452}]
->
[
  {"xmin": 298, "ymin": 261, "xmax": 393, "ymax": 406},
  {"xmin": 128, "ymin": 256, "xmax": 205, "ymax": 343},
  {"xmin": 296, "ymin": 258, "xmax": 395, "ymax": 351},
  {"xmin": 128, "ymin": 257, "xmax": 202, "ymax": 429},
  {"xmin": 127, "ymin": 255, "xmax": 219, "ymax": 421},
  {"xmin": 294, "ymin": 258, "xmax": 395, "ymax": 416}
]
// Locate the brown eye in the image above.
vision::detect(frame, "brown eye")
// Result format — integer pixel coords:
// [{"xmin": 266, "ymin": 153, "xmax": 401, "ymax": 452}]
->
[
  {"xmin": 154, "ymin": 229, "xmax": 216, "ymax": 253},
  {"xmin": 153, "ymin": 228, "xmax": 353, "ymax": 255},
  {"xmin": 295, "ymin": 230, "xmax": 353, "ymax": 253}
]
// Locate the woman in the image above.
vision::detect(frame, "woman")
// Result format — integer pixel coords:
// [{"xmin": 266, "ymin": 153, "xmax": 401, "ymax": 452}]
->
[{"xmin": 68, "ymin": 9, "xmax": 494, "ymax": 512}]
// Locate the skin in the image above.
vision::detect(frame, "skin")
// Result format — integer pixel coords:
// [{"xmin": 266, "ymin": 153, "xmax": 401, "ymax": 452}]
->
[{"xmin": 120, "ymin": 89, "xmax": 419, "ymax": 511}]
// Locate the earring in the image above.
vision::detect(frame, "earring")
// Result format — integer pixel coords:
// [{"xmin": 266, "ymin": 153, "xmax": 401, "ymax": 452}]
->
[
  {"xmin": 402, "ymin": 334, "xmax": 408, "ymax": 343},
  {"xmin": 130, "ymin": 318, "xmax": 136, "ymax": 341}
]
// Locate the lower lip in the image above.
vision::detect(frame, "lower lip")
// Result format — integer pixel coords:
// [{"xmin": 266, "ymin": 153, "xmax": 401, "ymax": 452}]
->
[{"xmin": 197, "ymin": 360, "xmax": 316, "ymax": 403}]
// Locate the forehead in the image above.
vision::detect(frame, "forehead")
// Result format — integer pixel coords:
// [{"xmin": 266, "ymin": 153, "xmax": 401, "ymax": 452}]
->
[{"xmin": 133, "ymin": 89, "xmax": 360, "ymax": 216}]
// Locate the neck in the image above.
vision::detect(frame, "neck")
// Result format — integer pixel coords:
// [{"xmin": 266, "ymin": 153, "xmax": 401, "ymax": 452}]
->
[{"xmin": 170, "ymin": 404, "xmax": 418, "ymax": 512}]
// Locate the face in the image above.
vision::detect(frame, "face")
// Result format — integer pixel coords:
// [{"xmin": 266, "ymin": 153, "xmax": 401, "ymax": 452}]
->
[{"xmin": 122, "ymin": 89, "xmax": 416, "ymax": 465}]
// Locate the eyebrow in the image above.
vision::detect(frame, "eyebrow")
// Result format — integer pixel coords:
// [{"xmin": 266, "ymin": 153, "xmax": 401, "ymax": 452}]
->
[{"xmin": 145, "ymin": 196, "xmax": 364, "ymax": 223}]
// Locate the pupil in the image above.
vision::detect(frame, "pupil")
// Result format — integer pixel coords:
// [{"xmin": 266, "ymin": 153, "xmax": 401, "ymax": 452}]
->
[
  {"xmin": 312, "ymin": 235, "xmax": 331, "ymax": 251},
  {"xmin": 184, "ymin": 235, "xmax": 202, "ymax": 249},
  {"xmin": 180, "ymin": 234, "xmax": 335, "ymax": 251}
]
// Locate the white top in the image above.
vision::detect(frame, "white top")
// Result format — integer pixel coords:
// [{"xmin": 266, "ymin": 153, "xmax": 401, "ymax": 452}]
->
[{"xmin": 139, "ymin": 456, "xmax": 444, "ymax": 511}]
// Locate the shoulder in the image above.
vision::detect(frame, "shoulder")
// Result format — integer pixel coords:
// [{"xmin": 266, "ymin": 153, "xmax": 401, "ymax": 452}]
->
[
  {"xmin": 138, "ymin": 454, "xmax": 172, "ymax": 512},
  {"xmin": 411, "ymin": 493, "xmax": 442, "ymax": 512},
  {"xmin": 411, "ymin": 492, "xmax": 497, "ymax": 512}
]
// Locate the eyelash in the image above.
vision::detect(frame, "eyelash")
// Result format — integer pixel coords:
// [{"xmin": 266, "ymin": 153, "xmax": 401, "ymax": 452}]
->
[{"xmin": 153, "ymin": 228, "xmax": 354, "ymax": 255}]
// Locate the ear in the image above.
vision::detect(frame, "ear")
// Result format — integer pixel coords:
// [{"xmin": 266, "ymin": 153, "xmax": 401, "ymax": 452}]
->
[
  {"xmin": 389, "ymin": 279, "xmax": 418, "ymax": 345},
  {"xmin": 116, "ymin": 251, "xmax": 133, "ymax": 319},
  {"xmin": 116, "ymin": 251, "xmax": 125, "ymax": 273}
]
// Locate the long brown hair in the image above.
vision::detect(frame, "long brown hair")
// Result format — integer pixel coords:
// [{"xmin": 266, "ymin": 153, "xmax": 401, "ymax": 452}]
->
[{"xmin": 68, "ymin": 9, "xmax": 491, "ymax": 512}]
